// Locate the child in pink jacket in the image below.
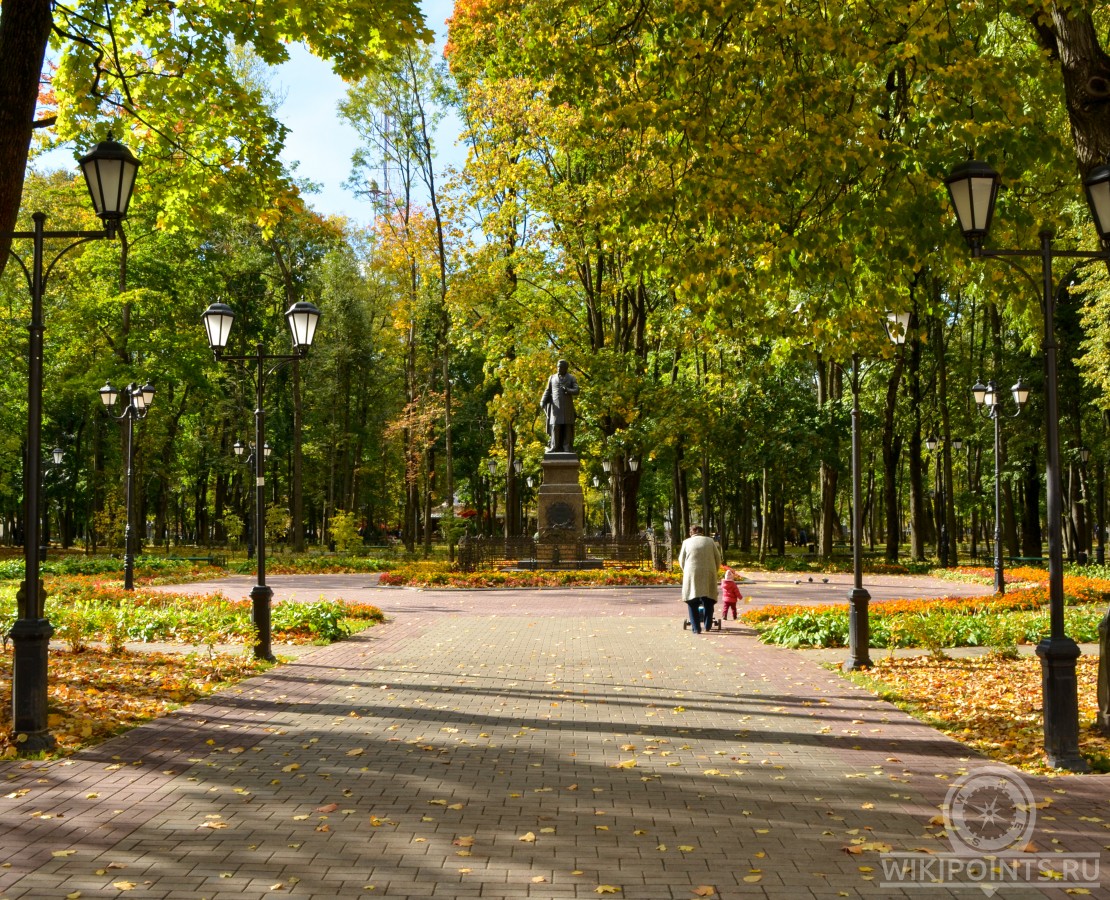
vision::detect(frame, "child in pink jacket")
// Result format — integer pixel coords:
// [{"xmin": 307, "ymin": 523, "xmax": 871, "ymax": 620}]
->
[{"xmin": 721, "ymin": 568, "xmax": 743, "ymax": 620}]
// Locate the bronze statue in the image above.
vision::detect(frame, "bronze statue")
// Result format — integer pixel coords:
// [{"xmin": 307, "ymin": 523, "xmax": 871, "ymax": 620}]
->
[{"xmin": 541, "ymin": 360, "xmax": 579, "ymax": 453}]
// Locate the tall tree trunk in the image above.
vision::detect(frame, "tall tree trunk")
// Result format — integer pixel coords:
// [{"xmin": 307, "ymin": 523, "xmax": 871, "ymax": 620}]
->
[
  {"xmin": 816, "ymin": 359, "xmax": 840, "ymax": 557},
  {"xmin": 0, "ymin": 0, "xmax": 52, "ymax": 265},
  {"xmin": 907, "ymin": 310, "xmax": 926, "ymax": 560},
  {"xmin": 882, "ymin": 351, "xmax": 904, "ymax": 561},
  {"xmin": 936, "ymin": 316, "xmax": 958, "ymax": 565},
  {"xmin": 1022, "ymin": 448, "xmax": 1043, "ymax": 557}
]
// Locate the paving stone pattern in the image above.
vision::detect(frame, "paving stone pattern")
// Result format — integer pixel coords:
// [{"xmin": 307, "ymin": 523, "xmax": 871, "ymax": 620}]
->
[{"xmin": 0, "ymin": 577, "xmax": 1104, "ymax": 899}]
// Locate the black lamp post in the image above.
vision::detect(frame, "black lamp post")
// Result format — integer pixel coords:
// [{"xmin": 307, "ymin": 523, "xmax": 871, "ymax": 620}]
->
[
  {"xmin": 972, "ymin": 378, "xmax": 1029, "ymax": 595},
  {"xmin": 845, "ymin": 314, "xmax": 908, "ymax": 671},
  {"xmin": 99, "ymin": 380, "xmax": 156, "ymax": 591},
  {"xmin": 202, "ymin": 299, "xmax": 321, "ymax": 661},
  {"xmin": 945, "ymin": 158, "xmax": 1103, "ymax": 770},
  {"xmin": 844, "ymin": 352, "xmax": 872, "ymax": 671},
  {"xmin": 0, "ymin": 134, "xmax": 139, "ymax": 752}
]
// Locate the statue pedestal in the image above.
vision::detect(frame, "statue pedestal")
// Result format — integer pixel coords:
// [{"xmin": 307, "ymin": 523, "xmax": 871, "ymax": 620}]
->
[{"xmin": 537, "ymin": 452, "xmax": 583, "ymax": 549}]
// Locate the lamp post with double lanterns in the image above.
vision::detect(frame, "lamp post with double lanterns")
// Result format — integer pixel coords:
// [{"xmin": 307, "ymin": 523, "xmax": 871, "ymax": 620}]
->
[
  {"xmin": 99, "ymin": 380, "xmax": 156, "ymax": 590},
  {"xmin": 971, "ymin": 379, "xmax": 1029, "ymax": 595},
  {"xmin": 1, "ymin": 134, "xmax": 139, "ymax": 752},
  {"xmin": 943, "ymin": 158, "xmax": 1110, "ymax": 770},
  {"xmin": 202, "ymin": 300, "xmax": 321, "ymax": 662}
]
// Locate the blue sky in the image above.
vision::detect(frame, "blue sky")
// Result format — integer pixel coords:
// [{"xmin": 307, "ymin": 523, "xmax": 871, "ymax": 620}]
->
[
  {"xmin": 276, "ymin": 0, "xmax": 460, "ymax": 224},
  {"xmin": 34, "ymin": 0, "xmax": 461, "ymax": 225}
]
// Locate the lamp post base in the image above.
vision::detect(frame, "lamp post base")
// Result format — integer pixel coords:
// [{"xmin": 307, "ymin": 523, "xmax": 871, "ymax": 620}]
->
[
  {"xmin": 844, "ymin": 587, "xmax": 872, "ymax": 671},
  {"xmin": 250, "ymin": 584, "xmax": 275, "ymax": 663},
  {"xmin": 1035, "ymin": 637, "xmax": 1089, "ymax": 771},
  {"xmin": 9, "ymin": 612, "xmax": 55, "ymax": 753}
]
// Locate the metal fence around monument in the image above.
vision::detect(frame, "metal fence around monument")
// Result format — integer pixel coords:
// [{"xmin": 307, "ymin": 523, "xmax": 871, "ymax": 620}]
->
[{"xmin": 457, "ymin": 535, "xmax": 662, "ymax": 573}]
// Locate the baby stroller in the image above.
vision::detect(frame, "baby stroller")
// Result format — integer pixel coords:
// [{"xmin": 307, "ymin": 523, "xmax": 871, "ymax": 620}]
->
[{"xmin": 682, "ymin": 602, "xmax": 723, "ymax": 632}]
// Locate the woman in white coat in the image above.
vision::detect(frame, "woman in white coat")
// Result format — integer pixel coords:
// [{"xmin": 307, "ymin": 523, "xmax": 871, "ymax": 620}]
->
[{"xmin": 678, "ymin": 525, "xmax": 723, "ymax": 634}]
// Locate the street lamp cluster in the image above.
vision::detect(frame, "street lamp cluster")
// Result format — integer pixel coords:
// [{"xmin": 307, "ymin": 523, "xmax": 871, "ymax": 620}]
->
[{"xmin": 99, "ymin": 380, "xmax": 157, "ymax": 591}]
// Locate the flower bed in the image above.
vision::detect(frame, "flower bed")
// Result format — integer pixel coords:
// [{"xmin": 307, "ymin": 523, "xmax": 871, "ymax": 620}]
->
[
  {"xmin": 741, "ymin": 574, "xmax": 1110, "ymax": 649},
  {"xmin": 379, "ymin": 563, "xmax": 680, "ymax": 588}
]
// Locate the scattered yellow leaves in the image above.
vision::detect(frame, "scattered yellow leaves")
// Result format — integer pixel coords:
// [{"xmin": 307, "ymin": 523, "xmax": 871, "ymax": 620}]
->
[
  {"xmin": 595, "ymin": 886, "xmax": 621, "ymax": 894},
  {"xmin": 693, "ymin": 888, "xmax": 716, "ymax": 897},
  {"xmin": 519, "ymin": 831, "xmax": 536, "ymax": 842}
]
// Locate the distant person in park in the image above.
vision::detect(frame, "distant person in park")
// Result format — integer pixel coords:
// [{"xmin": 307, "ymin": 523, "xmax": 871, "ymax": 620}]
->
[
  {"xmin": 678, "ymin": 525, "xmax": 723, "ymax": 634},
  {"xmin": 541, "ymin": 359, "xmax": 580, "ymax": 453},
  {"xmin": 721, "ymin": 567, "xmax": 743, "ymax": 620}
]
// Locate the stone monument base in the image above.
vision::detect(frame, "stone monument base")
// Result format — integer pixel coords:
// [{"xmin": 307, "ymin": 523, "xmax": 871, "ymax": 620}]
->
[{"xmin": 537, "ymin": 452, "xmax": 584, "ymax": 537}]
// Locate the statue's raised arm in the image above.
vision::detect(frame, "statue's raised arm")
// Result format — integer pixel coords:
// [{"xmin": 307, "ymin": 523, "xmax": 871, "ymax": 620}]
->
[{"xmin": 541, "ymin": 360, "xmax": 579, "ymax": 454}]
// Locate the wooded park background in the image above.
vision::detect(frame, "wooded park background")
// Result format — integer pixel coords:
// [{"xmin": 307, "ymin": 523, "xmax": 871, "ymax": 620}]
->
[{"xmin": 2, "ymin": 1, "xmax": 1110, "ymax": 564}]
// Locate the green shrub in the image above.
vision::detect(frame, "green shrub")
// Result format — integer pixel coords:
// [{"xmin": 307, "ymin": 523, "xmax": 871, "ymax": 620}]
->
[
  {"xmin": 329, "ymin": 511, "xmax": 362, "ymax": 554},
  {"xmin": 759, "ymin": 610, "xmax": 848, "ymax": 648},
  {"xmin": 271, "ymin": 600, "xmax": 351, "ymax": 642}
]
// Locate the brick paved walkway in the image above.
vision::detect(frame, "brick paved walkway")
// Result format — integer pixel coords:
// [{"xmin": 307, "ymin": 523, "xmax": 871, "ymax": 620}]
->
[{"xmin": 0, "ymin": 575, "xmax": 1104, "ymax": 899}]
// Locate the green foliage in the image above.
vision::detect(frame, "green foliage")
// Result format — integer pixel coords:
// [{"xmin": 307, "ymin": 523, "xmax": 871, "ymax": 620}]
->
[
  {"xmin": 756, "ymin": 603, "xmax": 1106, "ymax": 650},
  {"xmin": 758, "ymin": 611, "xmax": 849, "ymax": 649},
  {"xmin": 329, "ymin": 510, "xmax": 362, "ymax": 554},
  {"xmin": 265, "ymin": 505, "xmax": 292, "ymax": 549},
  {"xmin": 221, "ymin": 514, "xmax": 246, "ymax": 548},
  {"xmin": 271, "ymin": 601, "xmax": 355, "ymax": 642},
  {"xmin": 0, "ymin": 578, "xmax": 388, "ymax": 649}
]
